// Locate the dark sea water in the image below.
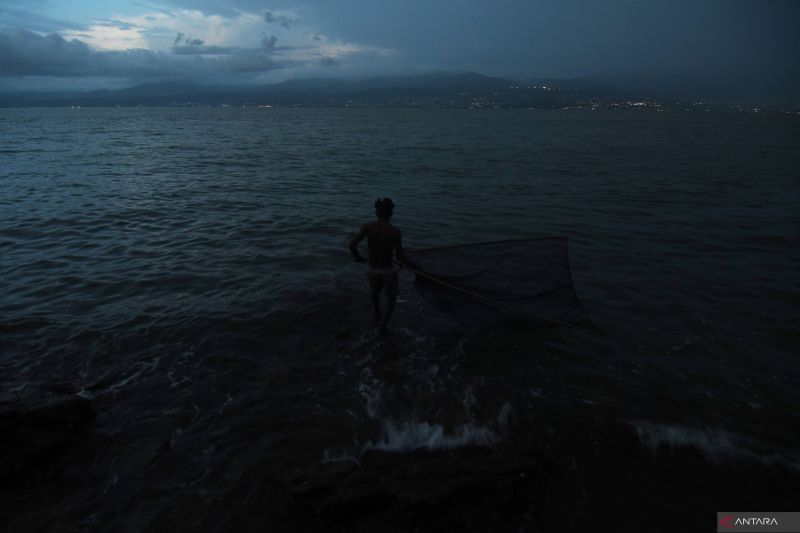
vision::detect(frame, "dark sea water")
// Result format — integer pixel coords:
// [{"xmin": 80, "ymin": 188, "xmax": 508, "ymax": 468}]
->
[{"xmin": 1, "ymin": 108, "xmax": 799, "ymax": 531}]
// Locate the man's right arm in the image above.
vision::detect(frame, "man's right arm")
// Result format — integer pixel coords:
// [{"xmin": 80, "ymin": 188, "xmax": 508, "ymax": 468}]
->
[{"xmin": 350, "ymin": 225, "xmax": 368, "ymax": 262}]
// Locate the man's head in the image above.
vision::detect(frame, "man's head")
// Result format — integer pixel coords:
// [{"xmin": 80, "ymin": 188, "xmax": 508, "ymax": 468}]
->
[{"xmin": 374, "ymin": 197, "xmax": 395, "ymax": 220}]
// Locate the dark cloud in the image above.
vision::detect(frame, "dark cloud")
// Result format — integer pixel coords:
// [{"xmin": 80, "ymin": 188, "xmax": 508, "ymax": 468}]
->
[
  {"xmin": 264, "ymin": 11, "xmax": 296, "ymax": 30},
  {"xmin": 261, "ymin": 35, "xmax": 277, "ymax": 50},
  {"xmin": 223, "ymin": 49, "xmax": 274, "ymax": 73},
  {"xmin": 0, "ymin": 30, "xmax": 93, "ymax": 77},
  {"xmin": 260, "ymin": 36, "xmax": 311, "ymax": 54},
  {"xmin": 174, "ymin": 32, "xmax": 204, "ymax": 47},
  {"xmin": 2, "ymin": 0, "xmax": 797, "ymax": 100},
  {"xmin": 172, "ymin": 45, "xmax": 231, "ymax": 56},
  {"xmin": 318, "ymin": 56, "xmax": 337, "ymax": 66},
  {"xmin": 0, "ymin": 29, "xmax": 278, "ymax": 80},
  {"xmin": 158, "ymin": 1, "xmax": 799, "ymax": 97}
]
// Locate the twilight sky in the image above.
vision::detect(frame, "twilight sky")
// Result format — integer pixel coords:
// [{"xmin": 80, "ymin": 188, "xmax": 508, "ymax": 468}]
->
[{"xmin": 1, "ymin": 0, "xmax": 798, "ymax": 100}]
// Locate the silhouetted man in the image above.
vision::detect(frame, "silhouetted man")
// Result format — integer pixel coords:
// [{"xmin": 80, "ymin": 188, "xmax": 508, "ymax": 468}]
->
[{"xmin": 350, "ymin": 198, "xmax": 411, "ymax": 335}]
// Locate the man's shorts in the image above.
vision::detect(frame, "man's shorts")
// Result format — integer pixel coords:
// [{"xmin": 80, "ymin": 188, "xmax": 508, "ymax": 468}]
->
[{"xmin": 367, "ymin": 267, "xmax": 399, "ymax": 299}]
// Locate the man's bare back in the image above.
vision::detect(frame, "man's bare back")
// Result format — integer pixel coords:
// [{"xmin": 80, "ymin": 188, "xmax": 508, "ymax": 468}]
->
[{"xmin": 359, "ymin": 220, "xmax": 403, "ymax": 269}]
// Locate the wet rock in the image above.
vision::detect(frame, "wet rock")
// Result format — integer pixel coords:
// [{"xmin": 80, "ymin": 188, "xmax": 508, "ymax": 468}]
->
[
  {"xmin": 288, "ymin": 444, "xmax": 548, "ymax": 531},
  {"xmin": 289, "ymin": 459, "xmax": 359, "ymax": 503},
  {"xmin": 0, "ymin": 394, "xmax": 96, "ymax": 485}
]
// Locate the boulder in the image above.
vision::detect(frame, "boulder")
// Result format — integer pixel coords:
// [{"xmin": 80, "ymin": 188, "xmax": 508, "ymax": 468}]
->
[
  {"xmin": 288, "ymin": 443, "xmax": 548, "ymax": 531},
  {"xmin": 0, "ymin": 394, "xmax": 96, "ymax": 485}
]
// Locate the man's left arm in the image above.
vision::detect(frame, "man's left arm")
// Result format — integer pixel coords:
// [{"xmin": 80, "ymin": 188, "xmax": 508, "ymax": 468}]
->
[{"xmin": 394, "ymin": 232, "xmax": 421, "ymax": 271}]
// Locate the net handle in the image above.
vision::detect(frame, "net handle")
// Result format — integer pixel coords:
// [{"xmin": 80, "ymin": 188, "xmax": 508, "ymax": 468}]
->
[{"xmin": 406, "ymin": 236, "xmax": 567, "ymax": 256}]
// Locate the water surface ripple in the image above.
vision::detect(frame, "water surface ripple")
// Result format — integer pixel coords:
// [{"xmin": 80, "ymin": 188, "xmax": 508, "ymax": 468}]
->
[{"xmin": 1, "ymin": 108, "xmax": 798, "ymax": 530}]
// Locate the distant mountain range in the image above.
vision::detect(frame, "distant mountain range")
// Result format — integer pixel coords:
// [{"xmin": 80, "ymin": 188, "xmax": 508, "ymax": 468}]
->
[
  {"xmin": 0, "ymin": 72, "xmax": 640, "ymax": 108},
  {"xmin": 0, "ymin": 72, "xmax": 790, "ymax": 108}
]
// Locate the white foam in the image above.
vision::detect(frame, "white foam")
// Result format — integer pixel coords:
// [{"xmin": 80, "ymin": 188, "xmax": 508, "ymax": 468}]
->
[
  {"xmin": 322, "ymin": 448, "xmax": 360, "ymax": 464},
  {"xmin": 496, "ymin": 401, "xmax": 513, "ymax": 426},
  {"xmin": 463, "ymin": 386, "xmax": 476, "ymax": 417},
  {"xmin": 357, "ymin": 368, "xmax": 383, "ymax": 419},
  {"xmin": 341, "ymin": 347, "xmax": 514, "ymax": 459},
  {"xmin": 363, "ymin": 420, "xmax": 501, "ymax": 453},
  {"xmin": 106, "ymin": 356, "xmax": 160, "ymax": 393},
  {"xmin": 360, "ymin": 400, "xmax": 513, "ymax": 453},
  {"xmin": 76, "ymin": 388, "xmax": 93, "ymax": 399},
  {"xmin": 10, "ymin": 382, "xmax": 28, "ymax": 394},
  {"xmin": 634, "ymin": 421, "xmax": 738, "ymax": 456},
  {"xmin": 632, "ymin": 420, "xmax": 800, "ymax": 472}
]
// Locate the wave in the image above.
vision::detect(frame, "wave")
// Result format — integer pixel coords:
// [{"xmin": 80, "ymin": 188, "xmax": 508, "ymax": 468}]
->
[
  {"xmin": 631, "ymin": 420, "xmax": 800, "ymax": 472},
  {"xmin": 363, "ymin": 419, "xmax": 501, "ymax": 453}
]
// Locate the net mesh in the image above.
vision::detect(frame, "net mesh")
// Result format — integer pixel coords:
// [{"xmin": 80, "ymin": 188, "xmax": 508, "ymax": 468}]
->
[{"xmin": 407, "ymin": 238, "xmax": 600, "ymax": 333}]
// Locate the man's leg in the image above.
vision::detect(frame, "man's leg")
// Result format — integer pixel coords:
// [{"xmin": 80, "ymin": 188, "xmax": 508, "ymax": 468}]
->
[
  {"xmin": 371, "ymin": 288, "xmax": 382, "ymax": 325},
  {"xmin": 368, "ymin": 273, "xmax": 382, "ymax": 326},
  {"xmin": 378, "ymin": 272, "xmax": 399, "ymax": 334}
]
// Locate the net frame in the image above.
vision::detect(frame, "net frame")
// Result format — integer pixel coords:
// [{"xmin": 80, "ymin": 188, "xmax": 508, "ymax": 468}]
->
[{"xmin": 401, "ymin": 237, "xmax": 602, "ymax": 335}]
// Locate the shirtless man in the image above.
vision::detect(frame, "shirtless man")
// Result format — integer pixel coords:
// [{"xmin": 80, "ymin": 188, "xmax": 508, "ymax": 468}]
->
[{"xmin": 349, "ymin": 198, "xmax": 411, "ymax": 335}]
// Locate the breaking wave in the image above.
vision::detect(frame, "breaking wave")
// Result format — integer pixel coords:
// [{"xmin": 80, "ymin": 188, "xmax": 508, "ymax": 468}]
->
[
  {"xmin": 632, "ymin": 420, "xmax": 800, "ymax": 472},
  {"xmin": 363, "ymin": 418, "xmax": 501, "ymax": 453}
]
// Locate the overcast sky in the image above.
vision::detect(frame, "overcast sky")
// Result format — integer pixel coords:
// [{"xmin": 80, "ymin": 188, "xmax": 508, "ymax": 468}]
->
[{"xmin": 1, "ymin": 0, "xmax": 798, "ymax": 100}]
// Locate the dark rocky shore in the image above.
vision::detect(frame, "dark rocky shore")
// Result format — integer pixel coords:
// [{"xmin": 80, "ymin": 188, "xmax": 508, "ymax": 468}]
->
[
  {"xmin": 0, "ymin": 390, "xmax": 96, "ymax": 487},
  {"xmin": 2, "ymin": 389, "xmax": 798, "ymax": 532},
  {"xmin": 288, "ymin": 443, "xmax": 547, "ymax": 532},
  {"xmin": 279, "ymin": 414, "xmax": 799, "ymax": 532}
]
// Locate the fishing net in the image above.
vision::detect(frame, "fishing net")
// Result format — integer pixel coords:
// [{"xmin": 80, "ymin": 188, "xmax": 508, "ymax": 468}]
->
[{"xmin": 406, "ymin": 238, "xmax": 600, "ymax": 334}]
